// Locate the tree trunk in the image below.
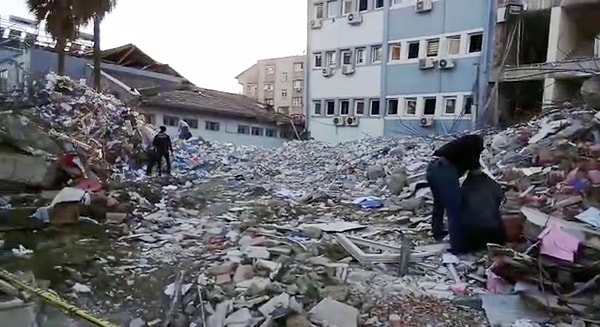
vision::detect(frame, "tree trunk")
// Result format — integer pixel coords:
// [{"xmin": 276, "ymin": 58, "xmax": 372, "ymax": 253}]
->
[
  {"xmin": 93, "ymin": 14, "xmax": 101, "ymax": 91},
  {"xmin": 56, "ymin": 38, "xmax": 66, "ymax": 75}
]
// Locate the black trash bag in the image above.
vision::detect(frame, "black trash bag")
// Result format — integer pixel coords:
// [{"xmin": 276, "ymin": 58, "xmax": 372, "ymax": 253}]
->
[{"xmin": 458, "ymin": 172, "xmax": 506, "ymax": 252}]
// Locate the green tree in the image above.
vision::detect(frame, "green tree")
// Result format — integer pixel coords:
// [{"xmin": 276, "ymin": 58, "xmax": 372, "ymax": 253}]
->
[{"xmin": 26, "ymin": 0, "xmax": 87, "ymax": 75}]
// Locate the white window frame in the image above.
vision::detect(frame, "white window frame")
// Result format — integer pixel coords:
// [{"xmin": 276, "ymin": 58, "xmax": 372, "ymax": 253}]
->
[
  {"xmin": 463, "ymin": 95, "xmax": 474, "ymax": 115},
  {"xmin": 371, "ymin": 46, "xmax": 382, "ymax": 64},
  {"xmin": 358, "ymin": 0, "xmax": 369, "ymax": 12},
  {"xmin": 313, "ymin": 101, "xmax": 322, "ymax": 115},
  {"xmin": 313, "ymin": 53, "xmax": 323, "ymax": 68},
  {"xmin": 327, "ymin": 1, "xmax": 337, "ymax": 18},
  {"xmin": 467, "ymin": 32, "xmax": 483, "ymax": 54},
  {"xmin": 339, "ymin": 99, "xmax": 350, "ymax": 116},
  {"xmin": 422, "ymin": 97, "xmax": 437, "ymax": 116},
  {"xmin": 326, "ymin": 51, "xmax": 337, "ymax": 67},
  {"xmin": 389, "ymin": 43, "xmax": 401, "ymax": 61},
  {"xmin": 387, "ymin": 98, "xmax": 399, "ymax": 116},
  {"xmin": 369, "ymin": 99, "xmax": 380, "ymax": 116},
  {"xmin": 445, "ymin": 35, "xmax": 461, "ymax": 56},
  {"xmin": 443, "ymin": 96, "xmax": 457, "ymax": 116},
  {"xmin": 265, "ymin": 65, "xmax": 274, "ymax": 75},
  {"xmin": 426, "ymin": 38, "xmax": 440, "ymax": 57},
  {"xmin": 294, "ymin": 62, "xmax": 304, "ymax": 72},
  {"xmin": 407, "ymin": 41, "xmax": 420, "ymax": 59},
  {"xmin": 404, "ymin": 98, "xmax": 417, "ymax": 116},
  {"xmin": 375, "ymin": 0, "xmax": 384, "ymax": 9},
  {"xmin": 293, "ymin": 80, "xmax": 303, "ymax": 91},
  {"xmin": 355, "ymin": 48, "xmax": 366, "ymax": 65},
  {"xmin": 278, "ymin": 106, "xmax": 290, "ymax": 114},
  {"xmin": 281, "ymin": 89, "xmax": 288, "ymax": 99},
  {"xmin": 292, "ymin": 97, "xmax": 303, "ymax": 107},
  {"xmin": 341, "ymin": 49, "xmax": 352, "ymax": 65},
  {"xmin": 325, "ymin": 100, "xmax": 336, "ymax": 116},
  {"xmin": 354, "ymin": 99, "xmax": 365, "ymax": 116},
  {"xmin": 281, "ymin": 72, "xmax": 288, "ymax": 81},
  {"xmin": 342, "ymin": 0, "xmax": 354, "ymax": 15},
  {"xmin": 264, "ymin": 83, "xmax": 274, "ymax": 91},
  {"xmin": 315, "ymin": 3, "xmax": 324, "ymax": 19}
]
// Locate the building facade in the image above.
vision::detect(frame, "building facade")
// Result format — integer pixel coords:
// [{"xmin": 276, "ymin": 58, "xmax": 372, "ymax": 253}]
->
[
  {"xmin": 306, "ymin": 0, "xmax": 495, "ymax": 143},
  {"xmin": 236, "ymin": 55, "xmax": 306, "ymax": 117}
]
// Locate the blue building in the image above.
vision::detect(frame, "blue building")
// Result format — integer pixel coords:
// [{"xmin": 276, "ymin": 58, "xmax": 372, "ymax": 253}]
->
[
  {"xmin": 306, "ymin": 0, "xmax": 495, "ymax": 143},
  {"xmin": 0, "ymin": 15, "xmax": 293, "ymax": 147}
]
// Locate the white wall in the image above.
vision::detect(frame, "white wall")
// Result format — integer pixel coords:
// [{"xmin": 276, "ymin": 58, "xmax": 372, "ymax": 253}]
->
[
  {"xmin": 309, "ymin": 11, "xmax": 384, "ymax": 50},
  {"xmin": 309, "ymin": 117, "xmax": 384, "ymax": 144},
  {"xmin": 309, "ymin": 65, "xmax": 381, "ymax": 98}
]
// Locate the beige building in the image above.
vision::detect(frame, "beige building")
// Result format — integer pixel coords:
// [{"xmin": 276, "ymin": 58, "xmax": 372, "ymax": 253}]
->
[{"xmin": 236, "ymin": 55, "xmax": 306, "ymax": 117}]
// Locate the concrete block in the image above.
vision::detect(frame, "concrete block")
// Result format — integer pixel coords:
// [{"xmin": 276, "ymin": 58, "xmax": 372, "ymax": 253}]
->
[{"xmin": 0, "ymin": 152, "xmax": 49, "ymax": 186}]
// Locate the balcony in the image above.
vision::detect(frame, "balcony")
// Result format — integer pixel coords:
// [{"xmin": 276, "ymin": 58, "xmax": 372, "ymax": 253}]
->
[{"xmin": 500, "ymin": 57, "xmax": 600, "ymax": 81}]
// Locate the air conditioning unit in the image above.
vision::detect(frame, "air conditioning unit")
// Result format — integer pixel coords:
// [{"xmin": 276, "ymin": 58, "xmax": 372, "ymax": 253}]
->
[
  {"xmin": 438, "ymin": 58, "xmax": 455, "ymax": 69},
  {"xmin": 309, "ymin": 19, "xmax": 323, "ymax": 29},
  {"xmin": 341, "ymin": 64, "xmax": 355, "ymax": 75},
  {"xmin": 419, "ymin": 117, "xmax": 434, "ymax": 127},
  {"xmin": 347, "ymin": 12, "xmax": 363, "ymax": 25},
  {"xmin": 418, "ymin": 58, "xmax": 435, "ymax": 70},
  {"xmin": 345, "ymin": 116, "xmax": 359, "ymax": 126},
  {"xmin": 333, "ymin": 116, "xmax": 345, "ymax": 126},
  {"xmin": 322, "ymin": 67, "xmax": 333, "ymax": 77},
  {"xmin": 415, "ymin": 0, "xmax": 433, "ymax": 13}
]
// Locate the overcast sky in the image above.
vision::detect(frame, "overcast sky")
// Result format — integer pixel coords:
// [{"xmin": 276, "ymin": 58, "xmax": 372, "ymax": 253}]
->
[{"xmin": 3, "ymin": 0, "xmax": 307, "ymax": 93}]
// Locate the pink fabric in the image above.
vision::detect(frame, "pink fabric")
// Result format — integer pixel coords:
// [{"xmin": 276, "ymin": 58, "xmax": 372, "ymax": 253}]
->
[{"xmin": 538, "ymin": 223, "xmax": 579, "ymax": 262}]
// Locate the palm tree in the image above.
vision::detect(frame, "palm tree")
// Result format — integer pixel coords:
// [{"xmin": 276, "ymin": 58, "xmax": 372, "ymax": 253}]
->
[
  {"xmin": 83, "ymin": 0, "xmax": 117, "ymax": 91},
  {"xmin": 26, "ymin": 0, "xmax": 87, "ymax": 75}
]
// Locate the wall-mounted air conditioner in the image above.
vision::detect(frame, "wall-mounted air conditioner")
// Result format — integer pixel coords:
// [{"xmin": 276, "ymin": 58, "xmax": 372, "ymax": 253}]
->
[
  {"xmin": 419, "ymin": 117, "xmax": 434, "ymax": 127},
  {"xmin": 345, "ymin": 116, "xmax": 359, "ymax": 126},
  {"xmin": 418, "ymin": 58, "xmax": 435, "ymax": 70},
  {"xmin": 333, "ymin": 116, "xmax": 345, "ymax": 126},
  {"xmin": 322, "ymin": 67, "xmax": 333, "ymax": 77},
  {"xmin": 415, "ymin": 0, "xmax": 433, "ymax": 13},
  {"xmin": 438, "ymin": 58, "xmax": 455, "ymax": 69},
  {"xmin": 341, "ymin": 64, "xmax": 355, "ymax": 75},
  {"xmin": 310, "ymin": 19, "xmax": 323, "ymax": 29},
  {"xmin": 347, "ymin": 12, "xmax": 363, "ymax": 25}
]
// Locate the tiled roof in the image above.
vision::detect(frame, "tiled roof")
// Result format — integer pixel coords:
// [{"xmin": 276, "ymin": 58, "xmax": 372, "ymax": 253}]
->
[{"xmin": 141, "ymin": 88, "xmax": 290, "ymax": 124}]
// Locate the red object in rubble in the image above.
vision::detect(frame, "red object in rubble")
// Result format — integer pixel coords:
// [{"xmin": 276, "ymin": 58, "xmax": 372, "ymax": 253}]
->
[
  {"xmin": 75, "ymin": 179, "xmax": 103, "ymax": 192},
  {"xmin": 59, "ymin": 153, "xmax": 77, "ymax": 169}
]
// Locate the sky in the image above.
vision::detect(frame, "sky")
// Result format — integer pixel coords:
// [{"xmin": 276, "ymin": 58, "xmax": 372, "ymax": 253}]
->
[{"xmin": 4, "ymin": 0, "xmax": 307, "ymax": 93}]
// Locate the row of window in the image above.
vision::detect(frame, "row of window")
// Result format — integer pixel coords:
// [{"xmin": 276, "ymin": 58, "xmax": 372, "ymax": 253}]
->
[
  {"xmin": 149, "ymin": 114, "xmax": 282, "ymax": 138},
  {"xmin": 312, "ymin": 32, "xmax": 483, "ymax": 68},
  {"xmin": 313, "ymin": 0, "xmax": 440, "ymax": 20},
  {"xmin": 312, "ymin": 94, "xmax": 473, "ymax": 117},
  {"xmin": 264, "ymin": 97, "xmax": 303, "ymax": 107},
  {"xmin": 247, "ymin": 80, "xmax": 304, "ymax": 96},
  {"xmin": 265, "ymin": 63, "xmax": 304, "ymax": 76}
]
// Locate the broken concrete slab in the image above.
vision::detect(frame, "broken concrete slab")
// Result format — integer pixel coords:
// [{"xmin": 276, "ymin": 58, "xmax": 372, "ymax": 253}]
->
[{"xmin": 309, "ymin": 298, "xmax": 358, "ymax": 327}]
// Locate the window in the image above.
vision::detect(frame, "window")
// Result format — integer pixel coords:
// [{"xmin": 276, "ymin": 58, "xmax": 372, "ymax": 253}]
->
[
  {"xmin": 293, "ymin": 97, "xmax": 303, "ymax": 107},
  {"xmin": 281, "ymin": 89, "xmax": 288, "ymax": 99},
  {"xmin": 265, "ymin": 65, "xmax": 274, "ymax": 74},
  {"xmin": 341, "ymin": 50, "xmax": 352, "ymax": 65},
  {"xmin": 358, "ymin": 0, "xmax": 368, "ymax": 11},
  {"xmin": 468, "ymin": 33, "xmax": 483, "ymax": 53},
  {"xmin": 265, "ymin": 98, "xmax": 274, "ymax": 106},
  {"xmin": 313, "ymin": 101, "xmax": 322, "ymax": 115},
  {"xmin": 163, "ymin": 115, "xmax": 178, "ymax": 126},
  {"xmin": 389, "ymin": 43, "xmax": 401, "ymax": 61},
  {"xmin": 315, "ymin": 3, "xmax": 324, "ymax": 19},
  {"xmin": 278, "ymin": 106, "xmax": 290, "ymax": 114},
  {"xmin": 355, "ymin": 100, "xmax": 365, "ymax": 115},
  {"xmin": 184, "ymin": 118, "xmax": 199, "ymax": 129},
  {"xmin": 405, "ymin": 98, "xmax": 417, "ymax": 115},
  {"xmin": 237, "ymin": 125, "xmax": 249, "ymax": 134},
  {"xmin": 387, "ymin": 99, "xmax": 399, "ymax": 115},
  {"xmin": 327, "ymin": 0, "xmax": 337, "ymax": 18},
  {"xmin": 313, "ymin": 53, "xmax": 323, "ymax": 68},
  {"xmin": 423, "ymin": 98, "xmax": 437, "ymax": 116},
  {"xmin": 375, "ymin": 0, "xmax": 384, "ymax": 8},
  {"xmin": 340, "ymin": 100, "xmax": 350, "ymax": 115},
  {"xmin": 325, "ymin": 100, "xmax": 335, "ymax": 116},
  {"xmin": 426, "ymin": 39, "xmax": 440, "ymax": 57},
  {"xmin": 251, "ymin": 127, "xmax": 264, "ymax": 136},
  {"xmin": 446, "ymin": 35, "xmax": 461, "ymax": 55},
  {"xmin": 355, "ymin": 48, "xmax": 366, "ymax": 65},
  {"xmin": 326, "ymin": 51, "xmax": 337, "ymax": 67},
  {"xmin": 266, "ymin": 128, "xmax": 277, "ymax": 137},
  {"xmin": 408, "ymin": 42, "xmax": 420, "ymax": 59},
  {"xmin": 264, "ymin": 84, "xmax": 274, "ymax": 91},
  {"xmin": 0, "ymin": 70, "xmax": 7, "ymax": 91},
  {"xmin": 464, "ymin": 96, "xmax": 473, "ymax": 115},
  {"xmin": 293, "ymin": 80, "xmax": 303, "ymax": 91},
  {"xmin": 444, "ymin": 97, "xmax": 457, "ymax": 115},
  {"xmin": 281, "ymin": 72, "xmax": 288, "ymax": 81},
  {"xmin": 205, "ymin": 121, "xmax": 219, "ymax": 131},
  {"xmin": 294, "ymin": 62, "xmax": 304, "ymax": 72},
  {"xmin": 371, "ymin": 46, "xmax": 382, "ymax": 63},
  {"xmin": 342, "ymin": 0, "xmax": 354, "ymax": 14},
  {"xmin": 246, "ymin": 84, "xmax": 257, "ymax": 95},
  {"xmin": 370, "ymin": 99, "xmax": 380, "ymax": 115}
]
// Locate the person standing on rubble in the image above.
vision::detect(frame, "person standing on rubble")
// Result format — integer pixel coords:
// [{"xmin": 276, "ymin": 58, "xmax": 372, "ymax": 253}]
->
[
  {"xmin": 151, "ymin": 126, "xmax": 173, "ymax": 176},
  {"xmin": 426, "ymin": 134, "xmax": 485, "ymax": 253},
  {"xmin": 177, "ymin": 120, "xmax": 192, "ymax": 140}
]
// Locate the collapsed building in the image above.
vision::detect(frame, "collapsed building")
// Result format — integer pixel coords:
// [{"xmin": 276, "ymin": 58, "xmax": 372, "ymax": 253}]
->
[{"xmin": 493, "ymin": 0, "xmax": 600, "ymax": 125}]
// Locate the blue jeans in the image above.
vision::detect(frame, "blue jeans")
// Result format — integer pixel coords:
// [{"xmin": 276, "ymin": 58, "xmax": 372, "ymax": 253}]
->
[{"xmin": 426, "ymin": 158, "xmax": 465, "ymax": 252}]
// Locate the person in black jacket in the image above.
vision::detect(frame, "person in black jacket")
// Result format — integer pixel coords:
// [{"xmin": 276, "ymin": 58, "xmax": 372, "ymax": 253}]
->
[
  {"xmin": 426, "ymin": 134, "xmax": 484, "ymax": 253},
  {"xmin": 150, "ymin": 126, "xmax": 173, "ymax": 176}
]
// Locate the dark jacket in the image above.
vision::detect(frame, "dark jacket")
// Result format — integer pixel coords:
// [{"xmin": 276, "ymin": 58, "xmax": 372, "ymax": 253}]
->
[
  {"xmin": 153, "ymin": 132, "xmax": 173, "ymax": 153},
  {"xmin": 433, "ymin": 135, "xmax": 484, "ymax": 175},
  {"xmin": 460, "ymin": 173, "xmax": 504, "ymax": 230}
]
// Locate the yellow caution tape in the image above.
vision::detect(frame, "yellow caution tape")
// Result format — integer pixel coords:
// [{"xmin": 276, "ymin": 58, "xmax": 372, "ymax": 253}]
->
[{"xmin": 0, "ymin": 268, "xmax": 118, "ymax": 327}]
